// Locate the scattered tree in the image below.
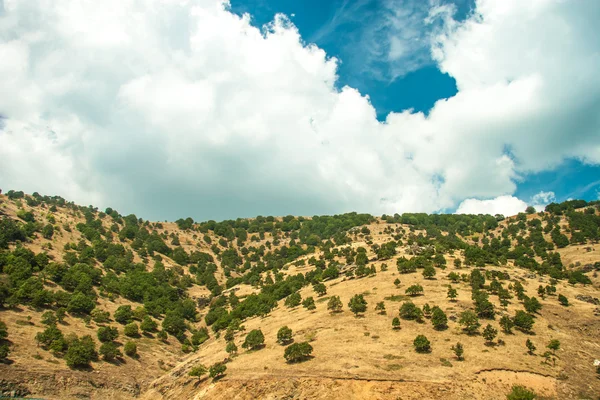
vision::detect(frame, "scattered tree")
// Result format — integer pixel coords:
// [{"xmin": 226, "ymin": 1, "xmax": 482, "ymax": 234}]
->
[
  {"xmin": 526, "ymin": 339, "xmax": 536, "ymax": 355},
  {"xmin": 277, "ymin": 326, "xmax": 293, "ymax": 345},
  {"xmin": 124, "ymin": 341, "xmax": 137, "ymax": 357},
  {"xmin": 348, "ymin": 294, "xmax": 368, "ymax": 317},
  {"xmin": 189, "ymin": 364, "xmax": 208, "ymax": 379},
  {"xmin": 482, "ymin": 324, "xmax": 498, "ymax": 344},
  {"xmin": 500, "ymin": 315, "xmax": 514, "ymax": 334},
  {"xmin": 451, "ymin": 342, "xmax": 464, "ymax": 361},
  {"xmin": 447, "ymin": 287, "xmax": 458, "ymax": 301},
  {"xmin": 413, "ymin": 335, "xmax": 431, "ymax": 353},
  {"xmin": 302, "ymin": 297, "xmax": 316, "ymax": 310},
  {"xmin": 209, "ymin": 363, "xmax": 227, "ymax": 379},
  {"xmin": 284, "ymin": 342, "xmax": 313, "ymax": 363},
  {"xmin": 242, "ymin": 329, "xmax": 265, "ymax": 350},
  {"xmin": 431, "ymin": 306, "xmax": 448, "ymax": 330},
  {"xmin": 392, "ymin": 317, "xmax": 401, "ymax": 330},
  {"xmin": 459, "ymin": 310, "xmax": 480, "ymax": 335},
  {"xmin": 327, "ymin": 296, "xmax": 343, "ymax": 313},
  {"xmin": 506, "ymin": 385, "xmax": 536, "ymax": 400}
]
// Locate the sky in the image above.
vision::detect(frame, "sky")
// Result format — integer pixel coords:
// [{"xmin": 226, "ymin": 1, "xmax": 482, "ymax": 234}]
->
[{"xmin": 0, "ymin": 0, "xmax": 599, "ymax": 221}]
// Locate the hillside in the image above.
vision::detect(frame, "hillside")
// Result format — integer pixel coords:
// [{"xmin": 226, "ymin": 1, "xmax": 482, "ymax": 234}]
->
[{"xmin": 0, "ymin": 190, "xmax": 599, "ymax": 399}]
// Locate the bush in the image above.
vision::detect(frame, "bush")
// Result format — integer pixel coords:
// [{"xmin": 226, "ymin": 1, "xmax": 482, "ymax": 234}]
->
[
  {"xmin": 459, "ymin": 310, "xmax": 480, "ymax": 334},
  {"xmin": 399, "ymin": 301, "xmax": 423, "ymax": 321},
  {"xmin": 209, "ymin": 362, "xmax": 227, "ymax": 379},
  {"xmin": 191, "ymin": 328, "xmax": 210, "ymax": 346},
  {"xmin": 392, "ymin": 317, "xmax": 401, "ymax": 330},
  {"xmin": 67, "ymin": 293, "xmax": 95, "ymax": 315},
  {"xmin": 313, "ymin": 283, "xmax": 327, "ymax": 296},
  {"xmin": 97, "ymin": 326, "xmax": 119, "ymax": 343},
  {"xmin": 124, "ymin": 323, "xmax": 139, "ymax": 337},
  {"xmin": 284, "ymin": 342, "xmax": 313, "ymax": 363},
  {"xmin": 162, "ymin": 312, "xmax": 186, "ymax": 338},
  {"xmin": 0, "ymin": 321, "xmax": 7, "ymax": 340},
  {"xmin": 114, "ymin": 305, "xmax": 134, "ymax": 324},
  {"xmin": 41, "ymin": 311, "xmax": 57, "ymax": 326},
  {"xmin": 405, "ymin": 284, "xmax": 424, "ymax": 296},
  {"xmin": 124, "ymin": 341, "xmax": 137, "ymax": 357},
  {"xmin": 451, "ymin": 342, "xmax": 464, "ymax": 360},
  {"xmin": 431, "ymin": 307, "xmax": 448, "ymax": 330},
  {"xmin": 514, "ymin": 311, "xmax": 534, "ymax": 333},
  {"xmin": 99, "ymin": 341, "xmax": 121, "ymax": 361},
  {"xmin": 500, "ymin": 315, "xmax": 514, "ymax": 333},
  {"xmin": 277, "ymin": 326, "xmax": 293, "ymax": 345},
  {"xmin": 302, "ymin": 297, "xmax": 316, "ymax": 310},
  {"xmin": 140, "ymin": 316, "xmax": 158, "ymax": 333},
  {"xmin": 285, "ymin": 292, "xmax": 302, "ymax": 308},
  {"xmin": 558, "ymin": 294, "xmax": 569, "ymax": 306},
  {"xmin": 413, "ymin": 335, "xmax": 431, "ymax": 353},
  {"xmin": 65, "ymin": 335, "xmax": 97, "ymax": 368},
  {"xmin": 506, "ymin": 385, "xmax": 536, "ymax": 400},
  {"xmin": 242, "ymin": 329, "xmax": 265, "ymax": 350},
  {"xmin": 348, "ymin": 294, "xmax": 367, "ymax": 316},
  {"xmin": 422, "ymin": 265, "xmax": 436, "ymax": 279},
  {"xmin": 225, "ymin": 341, "xmax": 238, "ymax": 355},
  {"xmin": 327, "ymin": 296, "xmax": 343, "ymax": 313},
  {"xmin": 189, "ymin": 364, "xmax": 208, "ymax": 379},
  {"xmin": 483, "ymin": 324, "xmax": 498, "ymax": 343},
  {"xmin": 0, "ymin": 343, "xmax": 9, "ymax": 361}
]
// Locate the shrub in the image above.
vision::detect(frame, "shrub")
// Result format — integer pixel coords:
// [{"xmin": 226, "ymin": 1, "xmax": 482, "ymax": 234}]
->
[
  {"xmin": 413, "ymin": 335, "xmax": 431, "ymax": 353},
  {"xmin": 482, "ymin": 324, "xmax": 498, "ymax": 343},
  {"xmin": 285, "ymin": 292, "xmax": 302, "ymax": 308},
  {"xmin": 399, "ymin": 301, "xmax": 423, "ymax": 321},
  {"xmin": 459, "ymin": 310, "xmax": 480, "ymax": 334},
  {"xmin": 140, "ymin": 316, "xmax": 158, "ymax": 333},
  {"xmin": 558, "ymin": 294, "xmax": 568, "ymax": 306},
  {"xmin": 392, "ymin": 317, "xmax": 401, "ymax": 330},
  {"xmin": 242, "ymin": 329, "xmax": 265, "ymax": 350},
  {"xmin": 0, "ymin": 343, "xmax": 9, "ymax": 361},
  {"xmin": 431, "ymin": 307, "xmax": 448, "ymax": 330},
  {"xmin": 313, "ymin": 283, "xmax": 327, "ymax": 296},
  {"xmin": 225, "ymin": 341, "xmax": 238, "ymax": 355},
  {"xmin": 124, "ymin": 341, "xmax": 137, "ymax": 357},
  {"xmin": 523, "ymin": 297, "xmax": 542, "ymax": 314},
  {"xmin": 114, "ymin": 305, "xmax": 134, "ymax": 324},
  {"xmin": 41, "ymin": 311, "xmax": 57, "ymax": 326},
  {"xmin": 451, "ymin": 342, "xmax": 464, "ymax": 360},
  {"xmin": 284, "ymin": 342, "xmax": 313, "ymax": 363},
  {"xmin": 348, "ymin": 294, "xmax": 367, "ymax": 316},
  {"xmin": 514, "ymin": 311, "xmax": 534, "ymax": 333},
  {"xmin": 91, "ymin": 309, "xmax": 110, "ymax": 324},
  {"xmin": 500, "ymin": 315, "xmax": 514, "ymax": 333},
  {"xmin": 67, "ymin": 293, "xmax": 95, "ymax": 315},
  {"xmin": 506, "ymin": 385, "xmax": 536, "ymax": 400},
  {"xmin": 0, "ymin": 321, "xmax": 7, "ymax": 340},
  {"xmin": 124, "ymin": 323, "xmax": 139, "ymax": 337},
  {"xmin": 302, "ymin": 297, "xmax": 316, "ymax": 310},
  {"xmin": 277, "ymin": 326, "xmax": 293, "ymax": 345},
  {"xmin": 65, "ymin": 335, "xmax": 97, "ymax": 368},
  {"xmin": 526, "ymin": 339, "xmax": 536, "ymax": 355},
  {"xmin": 422, "ymin": 265, "xmax": 436, "ymax": 279},
  {"xmin": 375, "ymin": 301, "xmax": 386, "ymax": 314},
  {"xmin": 327, "ymin": 296, "xmax": 343, "ymax": 313},
  {"xmin": 405, "ymin": 284, "xmax": 424, "ymax": 296},
  {"xmin": 97, "ymin": 326, "xmax": 118, "ymax": 343},
  {"xmin": 189, "ymin": 364, "xmax": 208, "ymax": 379},
  {"xmin": 209, "ymin": 363, "xmax": 227, "ymax": 379},
  {"xmin": 162, "ymin": 312, "xmax": 186, "ymax": 338},
  {"xmin": 99, "ymin": 341, "xmax": 121, "ymax": 361},
  {"xmin": 191, "ymin": 328, "xmax": 210, "ymax": 346},
  {"xmin": 547, "ymin": 339, "xmax": 560, "ymax": 354},
  {"xmin": 447, "ymin": 287, "xmax": 458, "ymax": 300}
]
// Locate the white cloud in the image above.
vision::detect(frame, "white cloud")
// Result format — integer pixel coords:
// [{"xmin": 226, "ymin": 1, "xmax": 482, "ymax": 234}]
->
[
  {"xmin": 0, "ymin": 0, "xmax": 599, "ymax": 220},
  {"xmin": 530, "ymin": 191, "xmax": 556, "ymax": 211},
  {"xmin": 456, "ymin": 195, "xmax": 527, "ymax": 216}
]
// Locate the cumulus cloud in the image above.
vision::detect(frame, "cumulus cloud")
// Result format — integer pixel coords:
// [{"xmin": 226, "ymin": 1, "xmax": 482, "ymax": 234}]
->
[
  {"xmin": 0, "ymin": 0, "xmax": 599, "ymax": 220},
  {"xmin": 530, "ymin": 191, "xmax": 556, "ymax": 211},
  {"xmin": 455, "ymin": 195, "xmax": 527, "ymax": 216}
]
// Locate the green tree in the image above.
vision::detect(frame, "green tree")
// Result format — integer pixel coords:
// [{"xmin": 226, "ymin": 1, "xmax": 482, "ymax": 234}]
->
[
  {"xmin": 506, "ymin": 385, "xmax": 536, "ymax": 400},
  {"xmin": 524, "ymin": 297, "xmax": 542, "ymax": 314},
  {"xmin": 42, "ymin": 224, "xmax": 54, "ymax": 239},
  {"xmin": 482, "ymin": 324, "xmax": 498, "ymax": 344},
  {"xmin": 375, "ymin": 301, "xmax": 386, "ymax": 314},
  {"xmin": 447, "ymin": 287, "xmax": 458, "ymax": 301},
  {"xmin": 451, "ymin": 342, "xmax": 464, "ymax": 361},
  {"xmin": 546, "ymin": 339, "xmax": 560, "ymax": 354},
  {"xmin": 209, "ymin": 363, "xmax": 227, "ymax": 379},
  {"xmin": 431, "ymin": 307, "xmax": 448, "ymax": 330},
  {"xmin": 500, "ymin": 315, "xmax": 514, "ymax": 333},
  {"xmin": 189, "ymin": 364, "xmax": 208, "ymax": 379},
  {"xmin": 140, "ymin": 316, "xmax": 158, "ymax": 333},
  {"xmin": 526, "ymin": 339, "xmax": 536, "ymax": 355},
  {"xmin": 65, "ymin": 335, "xmax": 97, "ymax": 368},
  {"xmin": 558, "ymin": 294, "xmax": 569, "ymax": 306},
  {"xmin": 514, "ymin": 311, "xmax": 535, "ymax": 333},
  {"xmin": 405, "ymin": 284, "xmax": 424, "ymax": 296},
  {"xmin": 284, "ymin": 342, "xmax": 313, "ymax": 363},
  {"xmin": 277, "ymin": 326, "xmax": 293, "ymax": 345},
  {"xmin": 422, "ymin": 265, "xmax": 436, "ymax": 279},
  {"xmin": 327, "ymin": 296, "xmax": 343, "ymax": 313},
  {"xmin": 41, "ymin": 311, "xmax": 57, "ymax": 326},
  {"xmin": 392, "ymin": 317, "xmax": 401, "ymax": 330},
  {"xmin": 97, "ymin": 326, "xmax": 118, "ymax": 343},
  {"xmin": 348, "ymin": 294, "xmax": 368, "ymax": 316},
  {"xmin": 242, "ymin": 329, "xmax": 265, "ymax": 350},
  {"xmin": 393, "ymin": 278, "xmax": 401, "ymax": 287},
  {"xmin": 459, "ymin": 310, "xmax": 480, "ymax": 335},
  {"xmin": 124, "ymin": 341, "xmax": 137, "ymax": 357},
  {"xmin": 413, "ymin": 335, "xmax": 431, "ymax": 353},
  {"xmin": 99, "ymin": 341, "xmax": 121, "ymax": 361},
  {"xmin": 0, "ymin": 320, "xmax": 8, "ymax": 340},
  {"xmin": 302, "ymin": 297, "xmax": 316, "ymax": 310},
  {"xmin": 399, "ymin": 301, "xmax": 423, "ymax": 321},
  {"xmin": 285, "ymin": 292, "xmax": 302, "ymax": 308},
  {"xmin": 162, "ymin": 311, "xmax": 186, "ymax": 338},
  {"xmin": 313, "ymin": 283, "xmax": 327, "ymax": 296},
  {"xmin": 226, "ymin": 341, "xmax": 238, "ymax": 356},
  {"xmin": 114, "ymin": 305, "xmax": 134, "ymax": 324},
  {"xmin": 124, "ymin": 322, "xmax": 139, "ymax": 337},
  {"xmin": 67, "ymin": 293, "xmax": 95, "ymax": 315}
]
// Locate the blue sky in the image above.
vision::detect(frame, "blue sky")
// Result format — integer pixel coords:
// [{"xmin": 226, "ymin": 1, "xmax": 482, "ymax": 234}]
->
[{"xmin": 1, "ymin": 0, "xmax": 599, "ymax": 220}]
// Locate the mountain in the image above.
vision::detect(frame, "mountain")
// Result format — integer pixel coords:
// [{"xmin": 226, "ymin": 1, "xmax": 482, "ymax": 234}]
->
[{"xmin": 0, "ymin": 190, "xmax": 599, "ymax": 399}]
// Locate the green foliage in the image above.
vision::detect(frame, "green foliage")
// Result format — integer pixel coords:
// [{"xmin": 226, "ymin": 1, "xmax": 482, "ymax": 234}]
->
[
  {"xmin": 513, "ymin": 310, "xmax": 535, "ymax": 333},
  {"xmin": 65, "ymin": 335, "xmax": 97, "ymax": 368},
  {"xmin": 313, "ymin": 283, "xmax": 327, "ymax": 296},
  {"xmin": 0, "ymin": 320, "xmax": 8, "ymax": 340},
  {"xmin": 348, "ymin": 294, "xmax": 367, "ymax": 316},
  {"xmin": 97, "ymin": 326, "xmax": 118, "ymax": 343},
  {"xmin": 413, "ymin": 335, "xmax": 431, "ymax": 353},
  {"xmin": 124, "ymin": 341, "xmax": 137, "ymax": 357},
  {"xmin": 506, "ymin": 385, "xmax": 536, "ymax": 400},
  {"xmin": 459, "ymin": 310, "xmax": 480, "ymax": 334},
  {"xmin": 67, "ymin": 292, "xmax": 95, "ymax": 314},
  {"xmin": 500, "ymin": 315, "xmax": 514, "ymax": 333},
  {"xmin": 242, "ymin": 329, "xmax": 265, "ymax": 350},
  {"xmin": 191, "ymin": 328, "xmax": 210, "ymax": 346},
  {"xmin": 285, "ymin": 292, "xmax": 302, "ymax": 308},
  {"xmin": 392, "ymin": 317, "xmax": 401, "ymax": 329},
  {"xmin": 451, "ymin": 342, "xmax": 464, "ymax": 360},
  {"xmin": 277, "ymin": 326, "xmax": 293, "ymax": 345},
  {"xmin": 302, "ymin": 297, "xmax": 316, "ymax": 310},
  {"xmin": 140, "ymin": 316, "xmax": 158, "ymax": 333},
  {"xmin": 447, "ymin": 286, "xmax": 458, "ymax": 300},
  {"xmin": 161, "ymin": 311, "xmax": 186, "ymax": 339},
  {"xmin": 99, "ymin": 341, "xmax": 122, "ymax": 361},
  {"xmin": 399, "ymin": 301, "xmax": 423, "ymax": 321},
  {"xmin": 124, "ymin": 322, "xmax": 139, "ymax": 337},
  {"xmin": 189, "ymin": 364, "xmax": 208, "ymax": 379},
  {"xmin": 209, "ymin": 362, "xmax": 227, "ymax": 379},
  {"xmin": 284, "ymin": 342, "xmax": 313, "ymax": 363},
  {"xmin": 482, "ymin": 324, "xmax": 498, "ymax": 343},
  {"xmin": 41, "ymin": 311, "xmax": 57, "ymax": 326},
  {"xmin": 523, "ymin": 296, "xmax": 542, "ymax": 314},
  {"xmin": 558, "ymin": 294, "xmax": 569, "ymax": 306},
  {"xmin": 225, "ymin": 341, "xmax": 238, "ymax": 355},
  {"xmin": 327, "ymin": 295, "xmax": 343, "ymax": 313},
  {"xmin": 405, "ymin": 284, "xmax": 424, "ymax": 296},
  {"xmin": 114, "ymin": 305, "xmax": 134, "ymax": 324},
  {"xmin": 431, "ymin": 306, "xmax": 447, "ymax": 330},
  {"xmin": 546, "ymin": 339, "xmax": 560, "ymax": 353},
  {"xmin": 422, "ymin": 265, "xmax": 436, "ymax": 279},
  {"xmin": 526, "ymin": 339, "xmax": 536, "ymax": 355}
]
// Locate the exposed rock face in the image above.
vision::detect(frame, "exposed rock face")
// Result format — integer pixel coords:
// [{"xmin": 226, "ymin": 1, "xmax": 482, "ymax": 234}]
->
[{"xmin": 575, "ymin": 294, "xmax": 600, "ymax": 305}]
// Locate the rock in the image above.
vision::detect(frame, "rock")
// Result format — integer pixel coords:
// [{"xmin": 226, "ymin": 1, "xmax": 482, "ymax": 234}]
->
[{"xmin": 575, "ymin": 294, "xmax": 600, "ymax": 305}]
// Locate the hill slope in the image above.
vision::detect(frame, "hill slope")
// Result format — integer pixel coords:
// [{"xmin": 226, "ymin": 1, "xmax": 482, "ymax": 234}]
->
[{"xmin": 0, "ymin": 190, "xmax": 599, "ymax": 399}]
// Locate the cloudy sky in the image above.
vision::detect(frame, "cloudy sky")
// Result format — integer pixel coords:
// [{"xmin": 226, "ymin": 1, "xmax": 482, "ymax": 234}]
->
[{"xmin": 1, "ymin": 0, "xmax": 599, "ymax": 221}]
